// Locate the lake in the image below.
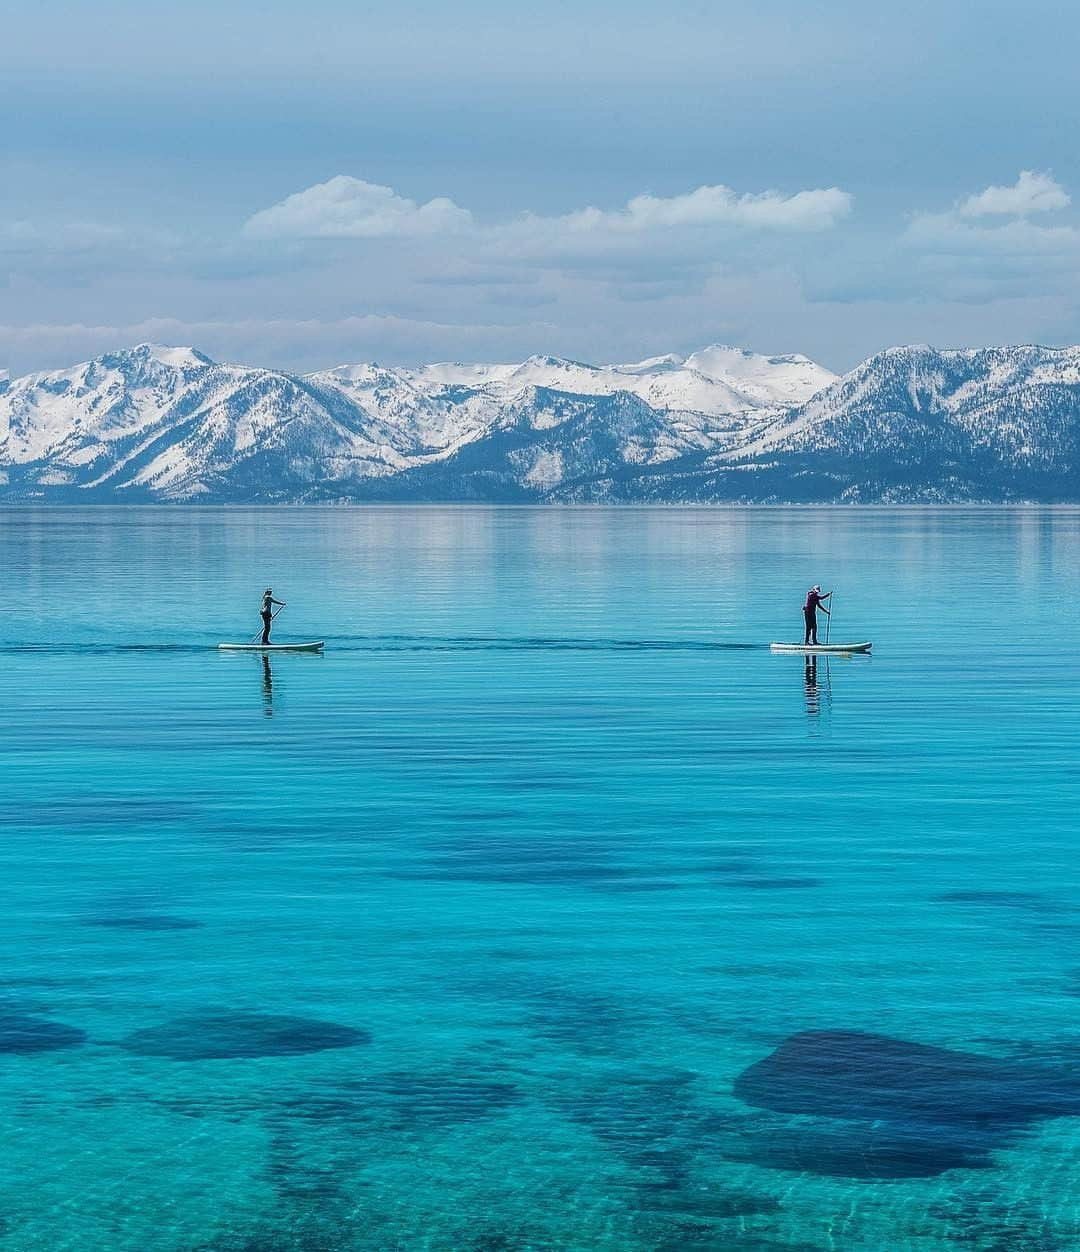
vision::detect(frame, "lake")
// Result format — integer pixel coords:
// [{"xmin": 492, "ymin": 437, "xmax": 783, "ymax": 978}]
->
[{"xmin": 1, "ymin": 505, "xmax": 1078, "ymax": 1251}]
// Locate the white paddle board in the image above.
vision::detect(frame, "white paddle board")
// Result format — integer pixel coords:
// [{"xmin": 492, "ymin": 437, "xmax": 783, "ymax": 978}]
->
[
  {"xmin": 218, "ymin": 642, "xmax": 325, "ymax": 652},
  {"xmin": 770, "ymin": 642, "xmax": 871, "ymax": 654}
]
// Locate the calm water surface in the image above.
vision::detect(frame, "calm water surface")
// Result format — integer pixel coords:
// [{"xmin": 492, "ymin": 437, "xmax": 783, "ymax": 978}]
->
[{"xmin": 1, "ymin": 506, "xmax": 1078, "ymax": 1251}]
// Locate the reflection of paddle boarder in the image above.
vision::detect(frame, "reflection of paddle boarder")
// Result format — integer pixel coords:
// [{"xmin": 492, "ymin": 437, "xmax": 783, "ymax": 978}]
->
[
  {"xmin": 804, "ymin": 655, "xmax": 819, "ymax": 715},
  {"xmin": 261, "ymin": 655, "xmax": 273, "ymax": 717},
  {"xmin": 803, "ymin": 585, "xmax": 831, "ymax": 645},
  {"xmin": 260, "ymin": 588, "xmax": 286, "ymax": 645}
]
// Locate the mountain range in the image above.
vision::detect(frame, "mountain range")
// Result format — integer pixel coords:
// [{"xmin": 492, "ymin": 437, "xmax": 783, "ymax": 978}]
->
[{"xmin": 2, "ymin": 341, "xmax": 1079, "ymax": 502}]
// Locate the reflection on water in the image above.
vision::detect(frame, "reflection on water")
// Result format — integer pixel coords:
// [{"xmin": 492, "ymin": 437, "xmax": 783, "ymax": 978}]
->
[
  {"xmin": 0, "ymin": 506, "xmax": 1079, "ymax": 1251},
  {"xmin": 804, "ymin": 655, "xmax": 819, "ymax": 716},
  {"xmin": 261, "ymin": 654, "xmax": 273, "ymax": 717},
  {"xmin": 802, "ymin": 654, "xmax": 834, "ymax": 722}
]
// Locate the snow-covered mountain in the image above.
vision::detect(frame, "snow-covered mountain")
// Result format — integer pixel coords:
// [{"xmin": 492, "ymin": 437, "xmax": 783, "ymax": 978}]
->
[
  {"xmin": 2, "ymin": 341, "xmax": 1079, "ymax": 502},
  {"xmin": 0, "ymin": 343, "xmax": 831, "ymax": 501},
  {"xmin": 314, "ymin": 346, "xmax": 831, "ymax": 439},
  {"xmin": 716, "ymin": 344, "xmax": 1080, "ymax": 501}
]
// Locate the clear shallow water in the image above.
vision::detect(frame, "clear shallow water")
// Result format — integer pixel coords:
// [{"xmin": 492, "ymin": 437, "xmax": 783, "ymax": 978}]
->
[{"xmin": 1, "ymin": 505, "xmax": 1078, "ymax": 1252}]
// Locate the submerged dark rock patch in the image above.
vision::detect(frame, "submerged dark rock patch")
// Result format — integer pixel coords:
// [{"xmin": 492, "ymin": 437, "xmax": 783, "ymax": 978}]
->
[
  {"xmin": 735, "ymin": 1030, "xmax": 1079, "ymax": 1125},
  {"xmin": 388, "ymin": 857, "xmax": 640, "ymax": 889},
  {"xmin": 121, "ymin": 1013, "xmax": 370, "ymax": 1060},
  {"xmin": 731, "ymin": 1029, "xmax": 1080, "ymax": 1178},
  {"xmin": 554, "ymin": 1067, "xmax": 705, "ymax": 1188},
  {"xmin": 0, "ymin": 975, "xmax": 77, "ymax": 989},
  {"xmin": 353, "ymin": 1069, "xmax": 521, "ymax": 1127},
  {"xmin": 726, "ymin": 877, "xmax": 823, "ymax": 890},
  {"xmin": 385, "ymin": 827, "xmax": 673, "ymax": 893},
  {"xmin": 280, "ymin": 1066, "xmax": 522, "ymax": 1130},
  {"xmin": 713, "ymin": 962, "xmax": 808, "ymax": 980},
  {"xmin": 264, "ymin": 1126, "xmax": 350, "ymax": 1204},
  {"xmin": 10, "ymin": 796, "xmax": 199, "ymax": 829},
  {"xmin": 711, "ymin": 858, "xmax": 762, "ymax": 875},
  {"xmin": 717, "ymin": 1112, "xmax": 997, "ymax": 1180},
  {"xmin": 934, "ymin": 890, "xmax": 1070, "ymax": 912},
  {"xmin": 593, "ymin": 878, "xmax": 683, "ymax": 893},
  {"xmin": 85, "ymin": 914, "xmax": 203, "ymax": 931},
  {"xmin": 467, "ymin": 1233, "xmax": 534, "ymax": 1252},
  {"xmin": 0, "ymin": 1012, "xmax": 86, "ymax": 1053},
  {"xmin": 631, "ymin": 1187, "xmax": 810, "ymax": 1252},
  {"xmin": 520, "ymin": 982, "xmax": 648, "ymax": 1053}
]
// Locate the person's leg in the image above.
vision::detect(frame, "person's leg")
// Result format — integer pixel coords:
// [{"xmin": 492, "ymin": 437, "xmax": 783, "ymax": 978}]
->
[
  {"xmin": 261, "ymin": 614, "xmax": 271, "ymax": 645},
  {"xmin": 804, "ymin": 609, "xmax": 814, "ymax": 645}
]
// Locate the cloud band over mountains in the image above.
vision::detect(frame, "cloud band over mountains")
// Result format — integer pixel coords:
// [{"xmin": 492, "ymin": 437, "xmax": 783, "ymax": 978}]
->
[
  {"xmin": 2, "ymin": 169, "xmax": 1079, "ymax": 377},
  {"xmin": 242, "ymin": 175, "xmax": 853, "ymax": 242},
  {"xmin": 243, "ymin": 177, "xmax": 475, "ymax": 239}
]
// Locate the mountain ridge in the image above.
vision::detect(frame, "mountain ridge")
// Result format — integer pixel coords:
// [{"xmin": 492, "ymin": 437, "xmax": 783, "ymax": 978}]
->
[{"xmin": 2, "ymin": 341, "xmax": 1079, "ymax": 502}]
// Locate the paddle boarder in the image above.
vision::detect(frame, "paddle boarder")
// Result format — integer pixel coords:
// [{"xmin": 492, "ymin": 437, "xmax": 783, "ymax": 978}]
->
[
  {"xmin": 803, "ymin": 585, "xmax": 831, "ymax": 645},
  {"xmin": 260, "ymin": 587, "xmax": 286, "ymax": 645}
]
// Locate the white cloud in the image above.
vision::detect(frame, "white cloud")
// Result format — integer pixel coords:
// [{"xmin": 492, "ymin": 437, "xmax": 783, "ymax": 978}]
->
[
  {"xmin": 905, "ymin": 173, "xmax": 1078, "ymax": 262},
  {"xmin": 906, "ymin": 214, "xmax": 1080, "ymax": 256},
  {"xmin": 885, "ymin": 173, "xmax": 1080, "ymax": 307},
  {"xmin": 546, "ymin": 185, "xmax": 853, "ymax": 234},
  {"xmin": 957, "ymin": 170, "xmax": 1069, "ymax": 219},
  {"xmin": 243, "ymin": 177, "xmax": 853, "ymax": 247},
  {"xmin": 242, "ymin": 176, "xmax": 473, "ymax": 239}
]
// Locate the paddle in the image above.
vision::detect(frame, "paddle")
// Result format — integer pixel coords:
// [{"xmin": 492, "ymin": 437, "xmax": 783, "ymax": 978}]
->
[
  {"xmin": 250, "ymin": 603, "xmax": 286, "ymax": 645},
  {"xmin": 825, "ymin": 590, "xmax": 833, "ymax": 645}
]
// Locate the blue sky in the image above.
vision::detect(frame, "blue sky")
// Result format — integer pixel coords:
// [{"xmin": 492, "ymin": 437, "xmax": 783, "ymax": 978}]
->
[{"xmin": 3, "ymin": 0, "xmax": 1079, "ymax": 374}]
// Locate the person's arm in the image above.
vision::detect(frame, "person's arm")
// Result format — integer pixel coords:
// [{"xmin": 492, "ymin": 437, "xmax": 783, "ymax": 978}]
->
[{"xmin": 272, "ymin": 597, "xmax": 287, "ymax": 607}]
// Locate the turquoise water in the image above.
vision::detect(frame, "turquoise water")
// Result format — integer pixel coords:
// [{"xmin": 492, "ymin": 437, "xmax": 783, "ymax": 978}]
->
[{"xmin": 1, "ymin": 506, "xmax": 1079, "ymax": 1251}]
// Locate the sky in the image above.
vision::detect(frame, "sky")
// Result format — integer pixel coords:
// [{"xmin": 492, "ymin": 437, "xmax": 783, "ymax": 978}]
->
[{"xmin": 3, "ymin": 0, "xmax": 1080, "ymax": 376}]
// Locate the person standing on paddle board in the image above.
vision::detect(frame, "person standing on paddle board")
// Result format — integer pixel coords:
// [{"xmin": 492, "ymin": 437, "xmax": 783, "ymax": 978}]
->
[
  {"xmin": 260, "ymin": 588, "xmax": 286, "ymax": 645},
  {"xmin": 803, "ymin": 585, "xmax": 831, "ymax": 645}
]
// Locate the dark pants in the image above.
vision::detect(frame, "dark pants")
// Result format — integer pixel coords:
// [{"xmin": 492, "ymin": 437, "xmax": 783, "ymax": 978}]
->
[
  {"xmin": 803, "ymin": 607, "xmax": 818, "ymax": 645},
  {"xmin": 261, "ymin": 611, "xmax": 272, "ymax": 644}
]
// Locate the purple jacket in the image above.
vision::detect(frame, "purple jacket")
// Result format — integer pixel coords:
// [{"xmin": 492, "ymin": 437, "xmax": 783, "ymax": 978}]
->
[{"xmin": 804, "ymin": 589, "xmax": 827, "ymax": 612}]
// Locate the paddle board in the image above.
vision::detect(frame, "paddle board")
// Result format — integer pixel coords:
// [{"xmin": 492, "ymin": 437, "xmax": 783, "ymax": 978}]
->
[
  {"xmin": 218, "ymin": 642, "xmax": 325, "ymax": 652},
  {"xmin": 770, "ymin": 642, "xmax": 871, "ymax": 654}
]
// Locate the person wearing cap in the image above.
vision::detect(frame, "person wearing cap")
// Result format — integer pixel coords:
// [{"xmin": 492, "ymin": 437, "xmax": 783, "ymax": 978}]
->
[
  {"xmin": 260, "ymin": 587, "xmax": 286, "ymax": 644},
  {"xmin": 803, "ymin": 585, "xmax": 831, "ymax": 645}
]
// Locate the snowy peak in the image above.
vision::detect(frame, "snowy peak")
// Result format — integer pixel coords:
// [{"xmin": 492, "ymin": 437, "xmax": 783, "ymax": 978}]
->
[
  {"xmin": 801, "ymin": 342, "xmax": 1080, "ymax": 425},
  {"xmin": 308, "ymin": 343, "xmax": 837, "ymax": 460},
  {"xmin": 82, "ymin": 344, "xmax": 216, "ymax": 384},
  {"xmin": 407, "ymin": 361, "xmax": 518, "ymax": 388},
  {"xmin": 683, "ymin": 345, "xmax": 837, "ymax": 406},
  {"xmin": 123, "ymin": 343, "xmax": 215, "ymax": 369},
  {"xmin": 614, "ymin": 353, "xmax": 686, "ymax": 374},
  {"xmin": 733, "ymin": 342, "xmax": 1080, "ymax": 499},
  {"xmin": 1, "ymin": 345, "xmax": 221, "ymax": 465},
  {"xmin": 402, "ymin": 345, "xmax": 834, "ymax": 419}
]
